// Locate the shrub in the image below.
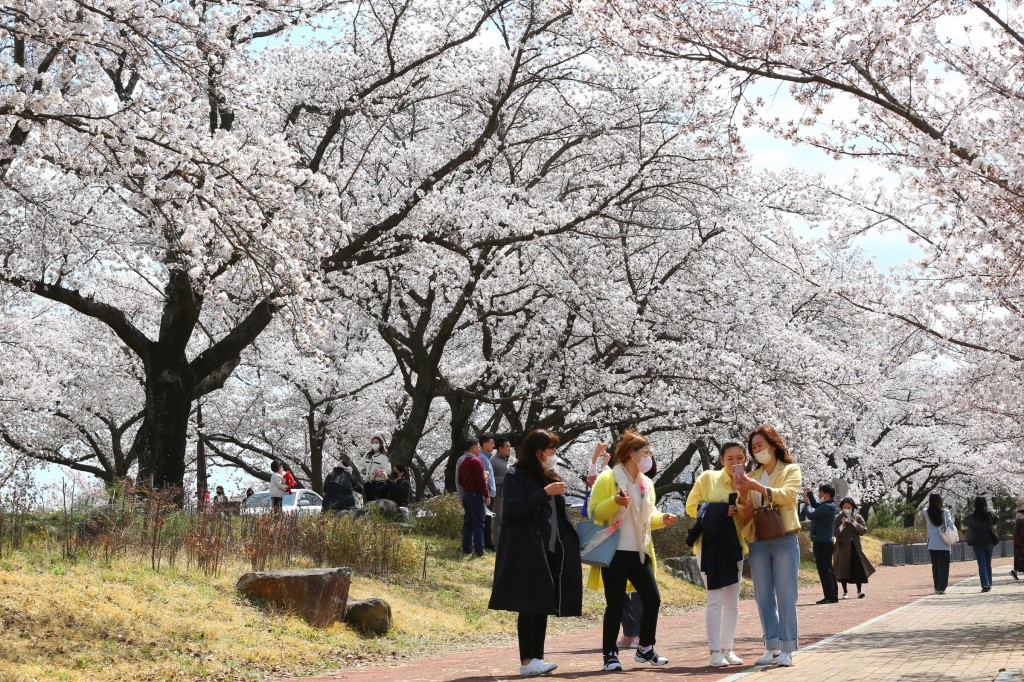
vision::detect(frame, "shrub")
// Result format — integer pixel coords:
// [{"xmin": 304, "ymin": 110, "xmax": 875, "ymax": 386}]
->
[
  {"xmin": 652, "ymin": 516, "xmax": 695, "ymax": 558},
  {"xmin": 412, "ymin": 493, "xmax": 464, "ymax": 539},
  {"xmin": 298, "ymin": 514, "xmax": 418, "ymax": 576},
  {"xmin": 869, "ymin": 526, "xmax": 928, "ymax": 545}
]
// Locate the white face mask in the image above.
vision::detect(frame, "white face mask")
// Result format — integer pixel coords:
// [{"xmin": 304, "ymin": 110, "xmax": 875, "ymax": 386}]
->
[
  {"xmin": 541, "ymin": 453, "xmax": 557, "ymax": 471},
  {"xmin": 844, "ymin": 509, "xmax": 853, "ymax": 518},
  {"xmin": 371, "ymin": 443, "xmax": 381, "ymax": 451},
  {"xmin": 636, "ymin": 455, "xmax": 653, "ymax": 474},
  {"xmin": 753, "ymin": 448, "xmax": 774, "ymax": 465}
]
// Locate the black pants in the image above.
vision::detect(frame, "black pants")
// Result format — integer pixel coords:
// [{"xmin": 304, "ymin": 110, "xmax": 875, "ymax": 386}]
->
[
  {"xmin": 812, "ymin": 541, "xmax": 838, "ymax": 601},
  {"xmin": 621, "ymin": 591, "xmax": 643, "ymax": 638},
  {"xmin": 601, "ymin": 551, "xmax": 660, "ymax": 655},
  {"xmin": 930, "ymin": 549, "xmax": 950, "ymax": 591},
  {"xmin": 271, "ymin": 496, "xmax": 283, "ymax": 514},
  {"xmin": 518, "ymin": 612, "xmax": 548, "ymax": 661}
]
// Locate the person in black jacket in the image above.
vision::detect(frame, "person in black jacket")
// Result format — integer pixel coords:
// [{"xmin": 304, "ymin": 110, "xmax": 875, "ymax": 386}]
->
[
  {"xmin": 800, "ymin": 484, "xmax": 839, "ymax": 604},
  {"xmin": 322, "ymin": 459, "xmax": 363, "ymax": 512},
  {"xmin": 966, "ymin": 496, "xmax": 998, "ymax": 592},
  {"xmin": 387, "ymin": 464, "xmax": 411, "ymax": 506},
  {"xmin": 488, "ymin": 429, "xmax": 582, "ymax": 678}
]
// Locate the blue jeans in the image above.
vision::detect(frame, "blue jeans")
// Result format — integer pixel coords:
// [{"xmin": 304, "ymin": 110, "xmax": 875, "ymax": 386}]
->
[
  {"xmin": 975, "ymin": 544, "xmax": 994, "ymax": 588},
  {"xmin": 748, "ymin": 533, "xmax": 800, "ymax": 653},
  {"xmin": 461, "ymin": 493, "xmax": 486, "ymax": 555}
]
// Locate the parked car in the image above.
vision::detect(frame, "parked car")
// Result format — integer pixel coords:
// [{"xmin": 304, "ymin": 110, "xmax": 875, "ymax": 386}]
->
[{"xmin": 241, "ymin": 489, "xmax": 323, "ymax": 515}]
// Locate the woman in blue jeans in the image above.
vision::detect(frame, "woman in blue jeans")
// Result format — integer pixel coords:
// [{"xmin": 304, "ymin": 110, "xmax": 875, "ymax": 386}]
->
[
  {"xmin": 967, "ymin": 496, "xmax": 998, "ymax": 592},
  {"xmin": 735, "ymin": 425, "xmax": 802, "ymax": 668}
]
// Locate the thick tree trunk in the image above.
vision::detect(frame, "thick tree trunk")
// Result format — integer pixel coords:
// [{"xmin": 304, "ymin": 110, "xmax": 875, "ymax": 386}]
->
[
  {"xmin": 133, "ymin": 356, "xmax": 196, "ymax": 496},
  {"xmin": 387, "ymin": 374, "xmax": 439, "ymax": 468}
]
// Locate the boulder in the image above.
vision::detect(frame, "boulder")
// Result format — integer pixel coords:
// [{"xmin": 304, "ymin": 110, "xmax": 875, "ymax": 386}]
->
[
  {"xmin": 237, "ymin": 567, "xmax": 351, "ymax": 628},
  {"xmin": 662, "ymin": 556, "xmax": 703, "ymax": 587},
  {"xmin": 362, "ymin": 499, "xmax": 404, "ymax": 522},
  {"xmin": 346, "ymin": 597, "xmax": 393, "ymax": 634}
]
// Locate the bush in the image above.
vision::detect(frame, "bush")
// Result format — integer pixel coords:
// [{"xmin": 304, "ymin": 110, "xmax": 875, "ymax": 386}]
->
[
  {"xmin": 298, "ymin": 514, "xmax": 418, "ymax": 576},
  {"xmin": 652, "ymin": 516, "xmax": 695, "ymax": 558},
  {"xmin": 412, "ymin": 493, "xmax": 464, "ymax": 539},
  {"xmin": 869, "ymin": 526, "xmax": 928, "ymax": 545}
]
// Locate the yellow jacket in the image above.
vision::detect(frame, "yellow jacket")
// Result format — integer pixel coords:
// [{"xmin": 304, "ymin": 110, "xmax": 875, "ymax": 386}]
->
[
  {"xmin": 685, "ymin": 468, "xmax": 748, "ymax": 555},
  {"xmin": 586, "ymin": 468, "xmax": 667, "ymax": 591},
  {"xmin": 737, "ymin": 461, "xmax": 802, "ymax": 542}
]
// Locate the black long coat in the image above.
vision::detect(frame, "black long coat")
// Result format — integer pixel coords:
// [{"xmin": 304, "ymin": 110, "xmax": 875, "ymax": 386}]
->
[
  {"xmin": 322, "ymin": 467, "xmax": 362, "ymax": 511},
  {"xmin": 488, "ymin": 467, "xmax": 583, "ymax": 617}
]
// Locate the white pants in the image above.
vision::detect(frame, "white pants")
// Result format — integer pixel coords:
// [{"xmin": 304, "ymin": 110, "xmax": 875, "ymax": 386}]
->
[{"xmin": 696, "ymin": 549, "xmax": 743, "ymax": 651}]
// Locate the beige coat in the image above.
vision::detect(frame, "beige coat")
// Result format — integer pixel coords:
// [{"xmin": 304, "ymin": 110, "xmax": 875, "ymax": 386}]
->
[{"xmin": 832, "ymin": 512, "xmax": 875, "ymax": 581}]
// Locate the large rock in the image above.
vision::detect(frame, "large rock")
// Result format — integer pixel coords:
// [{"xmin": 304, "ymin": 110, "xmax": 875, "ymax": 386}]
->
[
  {"xmin": 662, "ymin": 556, "xmax": 703, "ymax": 586},
  {"xmin": 237, "ymin": 567, "xmax": 351, "ymax": 628},
  {"xmin": 361, "ymin": 499, "xmax": 404, "ymax": 522},
  {"xmin": 346, "ymin": 597, "xmax": 393, "ymax": 634}
]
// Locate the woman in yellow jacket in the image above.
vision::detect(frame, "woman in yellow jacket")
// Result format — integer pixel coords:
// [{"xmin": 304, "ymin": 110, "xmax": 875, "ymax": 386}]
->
[
  {"xmin": 735, "ymin": 425, "xmax": 803, "ymax": 668},
  {"xmin": 587, "ymin": 430, "xmax": 677, "ymax": 672},
  {"xmin": 685, "ymin": 440, "xmax": 749, "ymax": 668}
]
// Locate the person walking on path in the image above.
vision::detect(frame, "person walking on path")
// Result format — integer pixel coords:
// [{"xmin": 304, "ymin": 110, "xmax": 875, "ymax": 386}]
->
[
  {"xmin": 488, "ymin": 429, "xmax": 582, "ymax": 678},
  {"xmin": 833, "ymin": 497, "xmax": 874, "ymax": 599},
  {"xmin": 1012, "ymin": 498, "xmax": 1024, "ymax": 581},
  {"xmin": 457, "ymin": 438, "xmax": 489, "ymax": 558},
  {"xmin": 801, "ymin": 484, "xmax": 839, "ymax": 604},
  {"xmin": 966, "ymin": 496, "xmax": 999, "ymax": 592},
  {"xmin": 269, "ymin": 461, "xmax": 287, "ymax": 515},
  {"xmin": 489, "ymin": 437, "xmax": 512, "ymax": 547},
  {"xmin": 685, "ymin": 440, "xmax": 748, "ymax": 668},
  {"xmin": 587, "ymin": 429, "xmax": 678, "ymax": 672},
  {"xmin": 924, "ymin": 493, "xmax": 955, "ymax": 594},
  {"xmin": 734, "ymin": 424, "xmax": 803, "ymax": 668}
]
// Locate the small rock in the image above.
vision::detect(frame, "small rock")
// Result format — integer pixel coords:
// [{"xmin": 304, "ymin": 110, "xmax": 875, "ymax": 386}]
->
[
  {"xmin": 662, "ymin": 556, "xmax": 703, "ymax": 586},
  {"xmin": 237, "ymin": 567, "xmax": 351, "ymax": 628},
  {"xmin": 363, "ymin": 499, "xmax": 404, "ymax": 522},
  {"xmin": 346, "ymin": 597, "xmax": 393, "ymax": 634}
]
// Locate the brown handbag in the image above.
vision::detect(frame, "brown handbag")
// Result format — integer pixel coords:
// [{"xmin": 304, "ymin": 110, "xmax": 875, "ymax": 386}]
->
[{"xmin": 753, "ymin": 487, "xmax": 785, "ymax": 541}]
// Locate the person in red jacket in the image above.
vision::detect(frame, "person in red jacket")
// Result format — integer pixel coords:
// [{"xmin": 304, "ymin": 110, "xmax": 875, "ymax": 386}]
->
[
  {"xmin": 458, "ymin": 437, "xmax": 489, "ymax": 557},
  {"xmin": 283, "ymin": 465, "xmax": 299, "ymax": 495}
]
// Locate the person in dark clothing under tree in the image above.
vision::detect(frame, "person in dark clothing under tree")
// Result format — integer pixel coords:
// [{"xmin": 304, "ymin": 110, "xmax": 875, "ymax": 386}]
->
[{"xmin": 800, "ymin": 484, "xmax": 839, "ymax": 604}]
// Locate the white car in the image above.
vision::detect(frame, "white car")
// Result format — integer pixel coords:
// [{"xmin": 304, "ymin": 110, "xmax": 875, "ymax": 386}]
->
[{"xmin": 241, "ymin": 489, "xmax": 324, "ymax": 515}]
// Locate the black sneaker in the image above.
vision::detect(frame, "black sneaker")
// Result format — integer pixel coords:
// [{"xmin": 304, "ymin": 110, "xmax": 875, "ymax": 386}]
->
[
  {"xmin": 815, "ymin": 598, "xmax": 831, "ymax": 604},
  {"xmin": 634, "ymin": 647, "xmax": 668, "ymax": 666},
  {"xmin": 603, "ymin": 654, "xmax": 622, "ymax": 671}
]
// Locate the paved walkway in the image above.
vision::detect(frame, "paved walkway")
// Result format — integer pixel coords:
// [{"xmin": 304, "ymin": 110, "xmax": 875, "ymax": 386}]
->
[{"xmin": 286, "ymin": 558, "xmax": 1019, "ymax": 682}]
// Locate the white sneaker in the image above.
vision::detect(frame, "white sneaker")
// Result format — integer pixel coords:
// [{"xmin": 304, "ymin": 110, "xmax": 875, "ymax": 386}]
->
[
  {"xmin": 777, "ymin": 652, "xmax": 794, "ymax": 667},
  {"xmin": 723, "ymin": 650, "xmax": 744, "ymax": 665},
  {"xmin": 755, "ymin": 650, "xmax": 780, "ymax": 665},
  {"xmin": 710, "ymin": 651, "xmax": 728, "ymax": 667},
  {"xmin": 519, "ymin": 659, "xmax": 557, "ymax": 676}
]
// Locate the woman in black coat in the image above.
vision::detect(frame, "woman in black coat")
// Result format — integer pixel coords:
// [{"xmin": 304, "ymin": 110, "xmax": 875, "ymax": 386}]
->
[{"xmin": 489, "ymin": 429, "xmax": 582, "ymax": 678}]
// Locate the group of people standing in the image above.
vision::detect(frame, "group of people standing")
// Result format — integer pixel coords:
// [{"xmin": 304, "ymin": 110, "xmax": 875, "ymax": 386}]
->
[
  {"xmin": 800, "ymin": 485, "xmax": 875, "ymax": 603},
  {"xmin": 456, "ymin": 434, "xmax": 512, "ymax": 556},
  {"xmin": 488, "ymin": 424, "xmax": 809, "ymax": 676},
  {"xmin": 320, "ymin": 436, "xmax": 411, "ymax": 512}
]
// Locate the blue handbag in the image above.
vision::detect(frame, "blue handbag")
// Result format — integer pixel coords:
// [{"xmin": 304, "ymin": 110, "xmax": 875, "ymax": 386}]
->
[{"xmin": 576, "ymin": 518, "xmax": 619, "ymax": 567}]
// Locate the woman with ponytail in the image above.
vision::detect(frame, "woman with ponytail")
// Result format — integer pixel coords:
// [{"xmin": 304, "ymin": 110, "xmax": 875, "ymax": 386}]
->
[{"xmin": 587, "ymin": 430, "xmax": 677, "ymax": 672}]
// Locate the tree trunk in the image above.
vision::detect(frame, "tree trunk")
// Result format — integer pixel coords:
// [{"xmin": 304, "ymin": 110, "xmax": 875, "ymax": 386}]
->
[
  {"xmin": 133, "ymin": 357, "xmax": 196, "ymax": 496},
  {"xmin": 387, "ymin": 374, "xmax": 439, "ymax": 468},
  {"xmin": 444, "ymin": 393, "xmax": 476, "ymax": 493}
]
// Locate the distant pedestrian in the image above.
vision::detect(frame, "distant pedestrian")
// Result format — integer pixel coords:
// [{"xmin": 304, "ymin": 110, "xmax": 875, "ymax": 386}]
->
[
  {"xmin": 488, "ymin": 428, "xmax": 582, "ymax": 678},
  {"xmin": 244, "ymin": 487, "xmax": 255, "ymax": 502},
  {"xmin": 490, "ymin": 437, "xmax": 512, "ymax": 547},
  {"xmin": 481, "ymin": 434, "xmax": 498, "ymax": 551},
  {"xmin": 1012, "ymin": 499, "xmax": 1024, "ymax": 581},
  {"xmin": 924, "ymin": 494, "xmax": 954, "ymax": 594},
  {"xmin": 965, "ymin": 496, "xmax": 998, "ymax": 592},
  {"xmin": 212, "ymin": 486, "xmax": 229, "ymax": 505},
  {"xmin": 457, "ymin": 437, "xmax": 488, "ymax": 557},
  {"xmin": 322, "ymin": 458, "xmax": 363, "ymax": 512},
  {"xmin": 269, "ymin": 461, "xmax": 287, "ymax": 515},
  {"xmin": 734, "ymin": 425, "xmax": 802, "ymax": 668},
  {"xmin": 832, "ymin": 497, "xmax": 874, "ymax": 599},
  {"xmin": 685, "ymin": 440, "xmax": 747, "ymax": 668},
  {"xmin": 357, "ymin": 435, "xmax": 392, "ymax": 481},
  {"xmin": 588, "ymin": 429, "xmax": 677, "ymax": 672},
  {"xmin": 801, "ymin": 484, "xmax": 839, "ymax": 604},
  {"xmin": 387, "ymin": 464, "xmax": 411, "ymax": 507}
]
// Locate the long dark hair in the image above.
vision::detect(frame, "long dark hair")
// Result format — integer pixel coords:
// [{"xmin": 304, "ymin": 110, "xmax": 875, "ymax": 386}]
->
[
  {"xmin": 926, "ymin": 493, "xmax": 944, "ymax": 527},
  {"xmin": 517, "ymin": 429, "xmax": 562, "ymax": 487},
  {"xmin": 747, "ymin": 425, "xmax": 795, "ymax": 464},
  {"xmin": 973, "ymin": 496, "xmax": 989, "ymax": 516}
]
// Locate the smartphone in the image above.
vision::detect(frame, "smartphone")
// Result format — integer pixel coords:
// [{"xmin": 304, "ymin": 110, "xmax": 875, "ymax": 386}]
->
[
  {"xmin": 728, "ymin": 492, "xmax": 738, "ymax": 506},
  {"xmin": 731, "ymin": 463, "xmax": 745, "ymax": 479}
]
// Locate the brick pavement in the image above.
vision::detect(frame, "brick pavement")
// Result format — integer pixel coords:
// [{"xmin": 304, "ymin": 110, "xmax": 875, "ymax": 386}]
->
[
  {"xmin": 728, "ymin": 557, "xmax": 1022, "ymax": 682},
  {"xmin": 285, "ymin": 558, "xmax": 1016, "ymax": 682}
]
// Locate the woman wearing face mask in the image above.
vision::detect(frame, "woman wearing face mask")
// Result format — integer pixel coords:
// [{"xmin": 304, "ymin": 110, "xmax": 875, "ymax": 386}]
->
[
  {"xmin": 489, "ymin": 429, "xmax": 582, "ymax": 677},
  {"xmin": 587, "ymin": 429, "xmax": 677, "ymax": 672},
  {"xmin": 357, "ymin": 435, "xmax": 392, "ymax": 482},
  {"xmin": 734, "ymin": 425, "xmax": 802, "ymax": 668},
  {"xmin": 685, "ymin": 440, "xmax": 748, "ymax": 668},
  {"xmin": 832, "ymin": 497, "xmax": 874, "ymax": 599}
]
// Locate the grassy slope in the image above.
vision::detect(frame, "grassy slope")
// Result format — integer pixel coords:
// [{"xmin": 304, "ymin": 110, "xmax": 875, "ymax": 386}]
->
[{"xmin": 0, "ymin": 537, "xmax": 711, "ymax": 682}]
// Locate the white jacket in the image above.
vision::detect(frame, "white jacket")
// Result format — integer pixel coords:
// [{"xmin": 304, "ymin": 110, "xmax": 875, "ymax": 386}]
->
[{"xmin": 269, "ymin": 472, "xmax": 287, "ymax": 498}]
